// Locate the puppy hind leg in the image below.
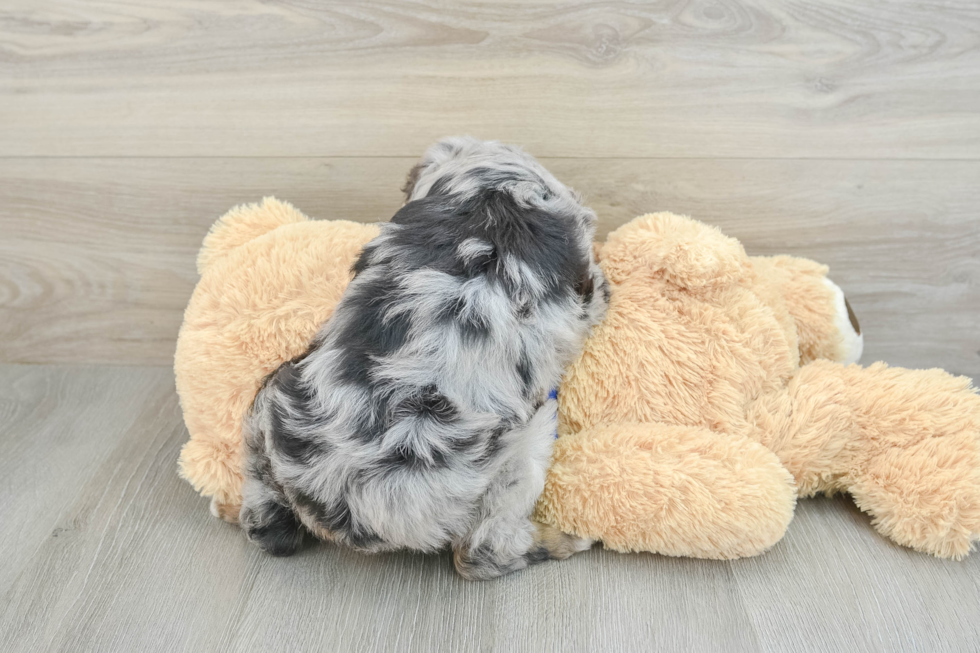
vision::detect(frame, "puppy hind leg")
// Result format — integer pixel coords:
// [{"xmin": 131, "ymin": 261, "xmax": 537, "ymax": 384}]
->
[
  {"xmin": 239, "ymin": 384, "xmax": 308, "ymax": 556},
  {"xmin": 453, "ymin": 428, "xmax": 593, "ymax": 578},
  {"xmin": 239, "ymin": 423, "xmax": 304, "ymax": 556},
  {"xmin": 453, "ymin": 542, "xmax": 526, "ymax": 581},
  {"xmin": 239, "ymin": 476, "xmax": 306, "ymax": 557}
]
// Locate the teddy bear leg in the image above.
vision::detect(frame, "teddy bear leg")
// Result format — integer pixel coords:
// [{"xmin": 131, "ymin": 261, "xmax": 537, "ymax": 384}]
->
[
  {"xmin": 841, "ymin": 363, "xmax": 980, "ymax": 558},
  {"xmin": 209, "ymin": 496, "xmax": 242, "ymax": 524},
  {"xmin": 749, "ymin": 360, "xmax": 980, "ymax": 558},
  {"xmin": 850, "ymin": 436, "xmax": 980, "ymax": 559},
  {"xmin": 534, "ymin": 423, "xmax": 797, "ymax": 559}
]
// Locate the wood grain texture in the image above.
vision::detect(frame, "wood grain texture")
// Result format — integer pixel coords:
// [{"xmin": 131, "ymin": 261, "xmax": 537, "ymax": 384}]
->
[
  {"xmin": 1, "ymin": 1, "xmax": 979, "ymax": 158},
  {"xmin": 0, "ymin": 365, "xmax": 977, "ymax": 652},
  {"xmin": 731, "ymin": 498, "xmax": 980, "ymax": 652},
  {"xmin": 0, "ymin": 365, "xmax": 171, "ymax": 591},
  {"xmin": 1, "ymin": 157, "xmax": 978, "ymax": 375}
]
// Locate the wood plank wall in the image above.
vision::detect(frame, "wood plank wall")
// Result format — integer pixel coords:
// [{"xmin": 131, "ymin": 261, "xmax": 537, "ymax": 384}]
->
[{"xmin": 1, "ymin": 1, "xmax": 978, "ymax": 375}]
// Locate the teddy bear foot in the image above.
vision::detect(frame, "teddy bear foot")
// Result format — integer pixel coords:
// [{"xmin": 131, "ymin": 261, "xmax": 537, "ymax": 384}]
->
[
  {"xmin": 535, "ymin": 423, "xmax": 798, "ymax": 559},
  {"xmin": 841, "ymin": 363, "xmax": 980, "ymax": 559},
  {"xmin": 209, "ymin": 497, "xmax": 242, "ymax": 524},
  {"xmin": 850, "ymin": 441, "xmax": 980, "ymax": 559}
]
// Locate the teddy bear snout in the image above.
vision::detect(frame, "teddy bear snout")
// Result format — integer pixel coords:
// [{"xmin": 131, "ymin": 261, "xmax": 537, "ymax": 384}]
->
[{"xmin": 845, "ymin": 297, "xmax": 861, "ymax": 335}]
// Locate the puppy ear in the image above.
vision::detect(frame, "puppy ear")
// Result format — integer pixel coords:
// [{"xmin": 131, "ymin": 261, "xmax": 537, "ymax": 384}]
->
[
  {"xmin": 401, "ymin": 163, "xmax": 425, "ymax": 201},
  {"xmin": 575, "ymin": 266, "xmax": 595, "ymax": 299}
]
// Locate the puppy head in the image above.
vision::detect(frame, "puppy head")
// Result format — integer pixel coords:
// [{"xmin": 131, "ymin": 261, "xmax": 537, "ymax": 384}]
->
[
  {"xmin": 402, "ymin": 136, "xmax": 584, "ymax": 222},
  {"xmin": 399, "ymin": 136, "xmax": 607, "ymax": 324}
]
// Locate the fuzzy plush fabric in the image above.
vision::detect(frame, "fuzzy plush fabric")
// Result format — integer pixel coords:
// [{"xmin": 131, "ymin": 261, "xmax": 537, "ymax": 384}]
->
[
  {"xmin": 535, "ymin": 423, "xmax": 797, "ymax": 558},
  {"xmin": 176, "ymin": 201, "xmax": 980, "ymax": 559},
  {"xmin": 175, "ymin": 198, "xmax": 379, "ymax": 509}
]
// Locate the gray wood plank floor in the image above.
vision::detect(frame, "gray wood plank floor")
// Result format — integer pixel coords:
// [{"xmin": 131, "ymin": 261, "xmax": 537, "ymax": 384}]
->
[{"xmin": 1, "ymin": 365, "xmax": 978, "ymax": 653}]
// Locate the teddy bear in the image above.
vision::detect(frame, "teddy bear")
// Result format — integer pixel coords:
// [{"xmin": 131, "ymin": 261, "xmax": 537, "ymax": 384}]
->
[{"xmin": 175, "ymin": 197, "xmax": 980, "ymax": 560}]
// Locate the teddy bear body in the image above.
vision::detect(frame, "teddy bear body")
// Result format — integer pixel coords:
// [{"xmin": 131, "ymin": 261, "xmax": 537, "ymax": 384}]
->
[{"xmin": 538, "ymin": 213, "xmax": 980, "ymax": 559}]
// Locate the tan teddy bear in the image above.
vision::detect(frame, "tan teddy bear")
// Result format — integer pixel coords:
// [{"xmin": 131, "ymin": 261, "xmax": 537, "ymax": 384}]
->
[
  {"xmin": 176, "ymin": 198, "xmax": 980, "ymax": 559},
  {"xmin": 538, "ymin": 212, "xmax": 980, "ymax": 559}
]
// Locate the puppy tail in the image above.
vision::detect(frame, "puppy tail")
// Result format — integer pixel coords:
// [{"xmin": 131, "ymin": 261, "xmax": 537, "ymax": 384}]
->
[{"xmin": 197, "ymin": 197, "xmax": 309, "ymax": 274}]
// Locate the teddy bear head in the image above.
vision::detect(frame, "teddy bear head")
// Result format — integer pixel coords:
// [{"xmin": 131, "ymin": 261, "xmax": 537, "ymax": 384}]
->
[{"xmin": 557, "ymin": 212, "xmax": 863, "ymax": 439}]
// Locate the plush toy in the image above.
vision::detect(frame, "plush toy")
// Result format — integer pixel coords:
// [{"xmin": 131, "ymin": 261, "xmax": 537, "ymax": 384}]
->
[{"xmin": 175, "ymin": 198, "xmax": 980, "ymax": 560}]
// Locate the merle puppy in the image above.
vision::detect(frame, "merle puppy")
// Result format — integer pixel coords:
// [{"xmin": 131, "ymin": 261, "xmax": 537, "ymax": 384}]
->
[{"xmin": 240, "ymin": 137, "xmax": 608, "ymax": 580}]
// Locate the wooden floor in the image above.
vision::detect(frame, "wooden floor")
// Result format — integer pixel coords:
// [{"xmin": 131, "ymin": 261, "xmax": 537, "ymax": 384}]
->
[
  {"xmin": 2, "ymin": 1, "xmax": 979, "ymax": 651},
  {"xmin": 0, "ymin": 365, "xmax": 978, "ymax": 652}
]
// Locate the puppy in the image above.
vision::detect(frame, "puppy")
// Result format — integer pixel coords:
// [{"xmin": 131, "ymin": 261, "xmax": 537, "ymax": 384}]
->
[{"xmin": 239, "ymin": 136, "xmax": 609, "ymax": 580}]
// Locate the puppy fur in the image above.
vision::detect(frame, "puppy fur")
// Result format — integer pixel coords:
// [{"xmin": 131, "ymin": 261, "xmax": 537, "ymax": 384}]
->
[{"xmin": 239, "ymin": 137, "xmax": 608, "ymax": 579}]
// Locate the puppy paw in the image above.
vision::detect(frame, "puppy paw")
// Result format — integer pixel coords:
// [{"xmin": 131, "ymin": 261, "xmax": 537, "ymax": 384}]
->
[
  {"xmin": 240, "ymin": 500, "xmax": 305, "ymax": 557},
  {"xmin": 530, "ymin": 521, "xmax": 593, "ymax": 560}
]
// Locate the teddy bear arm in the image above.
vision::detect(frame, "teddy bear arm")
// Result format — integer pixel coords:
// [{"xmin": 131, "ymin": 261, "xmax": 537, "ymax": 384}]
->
[
  {"xmin": 535, "ymin": 422, "xmax": 796, "ymax": 559},
  {"xmin": 196, "ymin": 197, "xmax": 310, "ymax": 274},
  {"xmin": 176, "ymin": 200, "xmax": 380, "ymax": 518}
]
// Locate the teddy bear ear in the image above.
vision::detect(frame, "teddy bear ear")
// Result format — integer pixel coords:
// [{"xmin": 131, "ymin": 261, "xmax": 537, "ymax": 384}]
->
[
  {"xmin": 599, "ymin": 212, "xmax": 748, "ymax": 289},
  {"xmin": 196, "ymin": 197, "xmax": 309, "ymax": 275}
]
